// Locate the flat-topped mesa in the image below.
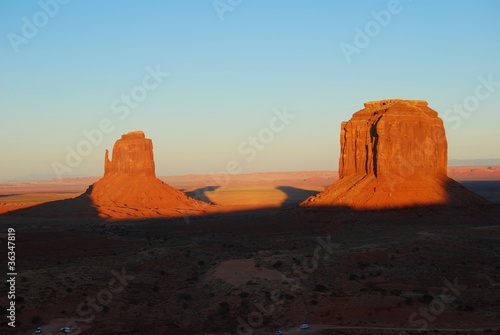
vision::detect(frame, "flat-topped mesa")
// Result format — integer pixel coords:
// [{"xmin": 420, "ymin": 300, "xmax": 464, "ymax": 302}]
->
[
  {"xmin": 104, "ymin": 131, "xmax": 155, "ymax": 176},
  {"xmin": 339, "ymin": 99, "xmax": 446, "ymax": 180},
  {"xmin": 363, "ymin": 99, "xmax": 428, "ymax": 109},
  {"xmin": 301, "ymin": 99, "xmax": 489, "ymax": 209}
]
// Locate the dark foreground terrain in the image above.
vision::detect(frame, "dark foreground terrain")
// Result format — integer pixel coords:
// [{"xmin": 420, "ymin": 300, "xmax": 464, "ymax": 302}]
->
[{"xmin": 1, "ymin": 203, "xmax": 500, "ymax": 335}]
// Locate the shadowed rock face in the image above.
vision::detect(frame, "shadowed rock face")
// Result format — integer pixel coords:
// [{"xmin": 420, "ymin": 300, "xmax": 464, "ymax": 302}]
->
[{"xmin": 301, "ymin": 99, "xmax": 488, "ymax": 209}]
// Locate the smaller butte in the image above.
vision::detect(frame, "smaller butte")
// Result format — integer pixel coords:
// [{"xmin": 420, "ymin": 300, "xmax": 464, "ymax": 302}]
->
[{"xmin": 85, "ymin": 131, "xmax": 211, "ymax": 218}]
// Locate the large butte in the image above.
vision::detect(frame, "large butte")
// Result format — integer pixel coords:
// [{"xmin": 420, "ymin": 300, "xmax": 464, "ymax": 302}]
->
[{"xmin": 301, "ymin": 99, "xmax": 489, "ymax": 209}]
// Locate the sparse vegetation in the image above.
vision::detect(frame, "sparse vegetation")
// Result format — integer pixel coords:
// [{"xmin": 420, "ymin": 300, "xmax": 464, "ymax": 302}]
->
[
  {"xmin": 314, "ymin": 284, "xmax": 327, "ymax": 292},
  {"xmin": 390, "ymin": 289, "xmax": 402, "ymax": 296},
  {"xmin": 218, "ymin": 302, "xmax": 230, "ymax": 315},
  {"xmin": 31, "ymin": 316, "xmax": 41, "ymax": 324},
  {"xmin": 179, "ymin": 293, "xmax": 193, "ymax": 301},
  {"xmin": 418, "ymin": 293, "xmax": 434, "ymax": 304},
  {"xmin": 357, "ymin": 261, "xmax": 371, "ymax": 269},
  {"xmin": 272, "ymin": 260, "xmax": 283, "ymax": 268}
]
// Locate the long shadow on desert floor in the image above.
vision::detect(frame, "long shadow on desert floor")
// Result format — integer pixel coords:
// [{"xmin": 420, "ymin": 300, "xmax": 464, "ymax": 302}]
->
[
  {"xmin": 0, "ymin": 194, "xmax": 18, "ymax": 198},
  {"xmin": 1, "ymin": 191, "xmax": 101, "ymax": 218},
  {"xmin": 459, "ymin": 180, "xmax": 500, "ymax": 203},
  {"xmin": 185, "ymin": 185, "xmax": 220, "ymax": 203},
  {"xmin": 276, "ymin": 185, "xmax": 320, "ymax": 208}
]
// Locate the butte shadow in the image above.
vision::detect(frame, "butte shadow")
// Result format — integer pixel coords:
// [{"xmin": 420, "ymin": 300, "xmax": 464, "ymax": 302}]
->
[
  {"xmin": 301, "ymin": 99, "xmax": 490, "ymax": 211},
  {"xmin": 276, "ymin": 186, "xmax": 320, "ymax": 208},
  {"xmin": 185, "ymin": 186, "xmax": 220, "ymax": 204},
  {"xmin": 1, "ymin": 191, "xmax": 101, "ymax": 219},
  {"xmin": 4, "ymin": 131, "xmax": 213, "ymax": 219}
]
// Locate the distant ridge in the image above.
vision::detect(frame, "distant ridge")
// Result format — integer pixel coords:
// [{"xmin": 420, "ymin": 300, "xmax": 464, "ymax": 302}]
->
[
  {"xmin": 448, "ymin": 158, "xmax": 500, "ymax": 166},
  {"xmin": 3, "ymin": 162, "xmax": 500, "ymax": 182}
]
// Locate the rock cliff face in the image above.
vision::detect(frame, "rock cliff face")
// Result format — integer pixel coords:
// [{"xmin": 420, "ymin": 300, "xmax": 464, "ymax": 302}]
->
[
  {"xmin": 339, "ymin": 100, "xmax": 447, "ymax": 179},
  {"xmin": 301, "ymin": 99, "xmax": 488, "ymax": 209},
  {"xmin": 104, "ymin": 131, "xmax": 155, "ymax": 176},
  {"xmin": 86, "ymin": 131, "xmax": 211, "ymax": 218}
]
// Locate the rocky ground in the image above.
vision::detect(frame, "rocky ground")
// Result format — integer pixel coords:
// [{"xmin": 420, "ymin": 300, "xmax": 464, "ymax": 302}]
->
[{"xmin": 1, "ymin": 206, "xmax": 500, "ymax": 334}]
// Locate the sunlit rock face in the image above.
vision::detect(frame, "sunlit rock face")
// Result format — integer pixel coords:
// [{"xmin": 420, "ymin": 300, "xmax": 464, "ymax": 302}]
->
[
  {"xmin": 87, "ymin": 131, "xmax": 210, "ymax": 218},
  {"xmin": 104, "ymin": 131, "xmax": 155, "ymax": 177},
  {"xmin": 301, "ymin": 99, "xmax": 488, "ymax": 209},
  {"xmin": 338, "ymin": 100, "xmax": 447, "ymax": 179}
]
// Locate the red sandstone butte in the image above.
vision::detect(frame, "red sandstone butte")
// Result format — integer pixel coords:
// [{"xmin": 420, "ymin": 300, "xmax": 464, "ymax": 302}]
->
[
  {"xmin": 104, "ymin": 131, "xmax": 155, "ymax": 176},
  {"xmin": 301, "ymin": 99, "xmax": 489, "ymax": 209},
  {"xmin": 87, "ymin": 131, "xmax": 211, "ymax": 218}
]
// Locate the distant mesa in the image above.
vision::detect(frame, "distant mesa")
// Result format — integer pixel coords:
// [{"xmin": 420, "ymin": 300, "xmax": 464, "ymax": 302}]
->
[
  {"xmin": 85, "ymin": 131, "xmax": 211, "ymax": 218},
  {"xmin": 301, "ymin": 99, "xmax": 489, "ymax": 209}
]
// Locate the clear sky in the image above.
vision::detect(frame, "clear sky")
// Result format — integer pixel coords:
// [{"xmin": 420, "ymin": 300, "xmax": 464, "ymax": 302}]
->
[{"xmin": 1, "ymin": 0, "xmax": 499, "ymax": 180}]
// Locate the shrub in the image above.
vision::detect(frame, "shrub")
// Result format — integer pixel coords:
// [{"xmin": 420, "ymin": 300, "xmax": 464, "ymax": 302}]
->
[
  {"xmin": 390, "ymin": 289, "xmax": 402, "ymax": 296},
  {"xmin": 272, "ymin": 261, "xmax": 283, "ymax": 269},
  {"xmin": 314, "ymin": 284, "xmax": 327, "ymax": 292},
  {"xmin": 464, "ymin": 305, "xmax": 475, "ymax": 312},
  {"xmin": 179, "ymin": 293, "xmax": 192, "ymax": 301},
  {"xmin": 218, "ymin": 302, "xmax": 230, "ymax": 315},
  {"xmin": 357, "ymin": 261, "xmax": 371, "ymax": 269},
  {"xmin": 418, "ymin": 294, "xmax": 434, "ymax": 304}
]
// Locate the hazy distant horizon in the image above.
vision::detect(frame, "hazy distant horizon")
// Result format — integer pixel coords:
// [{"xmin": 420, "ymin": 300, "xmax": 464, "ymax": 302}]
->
[{"xmin": 2, "ymin": 158, "xmax": 499, "ymax": 182}]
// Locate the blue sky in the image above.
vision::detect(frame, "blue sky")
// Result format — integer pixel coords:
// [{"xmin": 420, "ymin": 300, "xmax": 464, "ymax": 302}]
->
[{"xmin": 1, "ymin": 0, "xmax": 499, "ymax": 180}]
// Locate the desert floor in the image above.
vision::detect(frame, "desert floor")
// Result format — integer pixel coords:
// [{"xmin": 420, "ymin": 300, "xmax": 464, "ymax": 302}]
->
[{"xmin": 0, "ymin": 168, "xmax": 499, "ymax": 334}]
